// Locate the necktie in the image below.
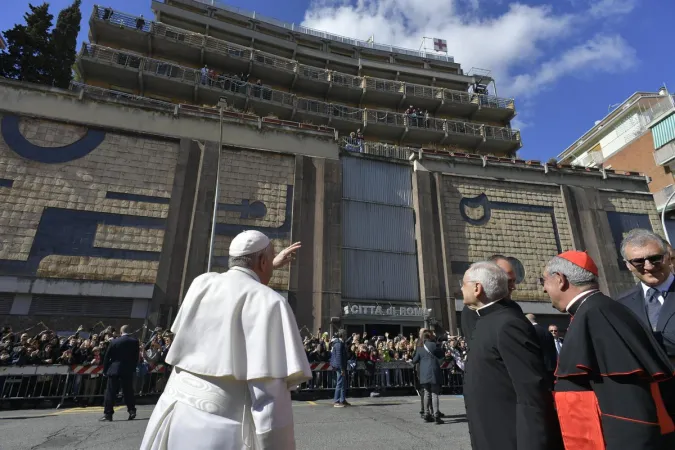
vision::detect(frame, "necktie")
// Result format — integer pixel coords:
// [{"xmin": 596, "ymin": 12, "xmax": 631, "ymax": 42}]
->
[{"xmin": 646, "ymin": 287, "xmax": 662, "ymax": 331}]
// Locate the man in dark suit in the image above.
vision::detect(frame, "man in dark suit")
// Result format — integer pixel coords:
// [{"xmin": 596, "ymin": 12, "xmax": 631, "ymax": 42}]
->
[
  {"xmin": 525, "ymin": 314, "xmax": 558, "ymax": 390},
  {"xmin": 100, "ymin": 325, "xmax": 139, "ymax": 421},
  {"xmin": 617, "ymin": 229, "xmax": 675, "ymax": 360},
  {"xmin": 616, "ymin": 229, "xmax": 675, "ymax": 437},
  {"xmin": 548, "ymin": 325, "xmax": 564, "ymax": 355}
]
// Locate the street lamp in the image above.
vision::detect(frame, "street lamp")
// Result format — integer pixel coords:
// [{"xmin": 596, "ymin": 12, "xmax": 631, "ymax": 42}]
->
[
  {"xmin": 207, "ymin": 97, "xmax": 227, "ymax": 272},
  {"xmin": 661, "ymin": 187, "xmax": 675, "ymax": 245}
]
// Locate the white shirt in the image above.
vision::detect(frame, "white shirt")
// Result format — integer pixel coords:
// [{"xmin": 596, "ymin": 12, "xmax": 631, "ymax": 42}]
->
[
  {"xmin": 641, "ymin": 273, "xmax": 674, "ymax": 306},
  {"xmin": 475, "ymin": 298, "xmax": 502, "ymax": 316},
  {"xmin": 565, "ymin": 289, "xmax": 599, "ymax": 314}
]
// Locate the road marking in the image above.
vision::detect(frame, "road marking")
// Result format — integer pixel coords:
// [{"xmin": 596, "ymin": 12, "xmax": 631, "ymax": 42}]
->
[
  {"xmin": 306, "ymin": 401, "xmax": 318, "ymax": 406},
  {"xmin": 53, "ymin": 406, "xmax": 126, "ymax": 415}
]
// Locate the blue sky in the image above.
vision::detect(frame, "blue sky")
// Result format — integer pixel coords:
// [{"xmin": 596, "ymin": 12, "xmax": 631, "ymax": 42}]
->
[{"xmin": 2, "ymin": 0, "xmax": 673, "ymax": 161}]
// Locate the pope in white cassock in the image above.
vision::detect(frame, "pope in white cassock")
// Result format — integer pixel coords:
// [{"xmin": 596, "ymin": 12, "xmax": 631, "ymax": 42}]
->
[{"xmin": 140, "ymin": 230, "xmax": 312, "ymax": 450}]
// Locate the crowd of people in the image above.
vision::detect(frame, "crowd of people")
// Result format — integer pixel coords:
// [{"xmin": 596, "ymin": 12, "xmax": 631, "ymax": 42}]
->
[{"xmin": 0, "ymin": 324, "xmax": 174, "ymax": 370}]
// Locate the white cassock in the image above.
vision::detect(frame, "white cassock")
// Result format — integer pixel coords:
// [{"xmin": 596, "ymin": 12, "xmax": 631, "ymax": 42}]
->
[{"xmin": 140, "ymin": 266, "xmax": 312, "ymax": 450}]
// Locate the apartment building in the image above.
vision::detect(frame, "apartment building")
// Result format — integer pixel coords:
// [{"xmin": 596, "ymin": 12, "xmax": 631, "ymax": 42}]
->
[
  {"xmin": 78, "ymin": 0, "xmax": 520, "ymax": 158},
  {"xmin": 558, "ymin": 87, "xmax": 675, "ymax": 236}
]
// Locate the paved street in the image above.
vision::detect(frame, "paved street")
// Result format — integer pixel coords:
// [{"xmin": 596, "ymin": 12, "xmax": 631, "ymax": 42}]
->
[{"xmin": 0, "ymin": 395, "xmax": 470, "ymax": 449}]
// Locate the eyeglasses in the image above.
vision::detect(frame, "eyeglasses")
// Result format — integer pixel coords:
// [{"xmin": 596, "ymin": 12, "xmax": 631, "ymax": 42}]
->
[{"xmin": 626, "ymin": 254, "xmax": 665, "ymax": 269}]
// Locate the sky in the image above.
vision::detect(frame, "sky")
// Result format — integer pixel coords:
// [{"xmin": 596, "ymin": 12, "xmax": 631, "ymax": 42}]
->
[{"xmin": 2, "ymin": 0, "xmax": 673, "ymax": 161}]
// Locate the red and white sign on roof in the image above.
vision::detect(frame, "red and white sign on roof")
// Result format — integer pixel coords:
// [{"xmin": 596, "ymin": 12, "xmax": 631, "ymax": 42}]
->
[{"xmin": 433, "ymin": 38, "xmax": 447, "ymax": 52}]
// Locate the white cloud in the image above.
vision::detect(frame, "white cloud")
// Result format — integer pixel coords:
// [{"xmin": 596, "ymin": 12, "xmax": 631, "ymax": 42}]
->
[
  {"xmin": 509, "ymin": 34, "xmax": 637, "ymax": 98},
  {"xmin": 301, "ymin": 0, "xmax": 637, "ymax": 112},
  {"xmin": 588, "ymin": 0, "xmax": 637, "ymax": 17}
]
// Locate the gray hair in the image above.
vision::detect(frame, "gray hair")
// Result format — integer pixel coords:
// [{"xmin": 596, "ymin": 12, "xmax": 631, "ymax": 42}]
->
[
  {"xmin": 465, "ymin": 261, "xmax": 509, "ymax": 302},
  {"xmin": 620, "ymin": 229, "xmax": 667, "ymax": 259},
  {"xmin": 228, "ymin": 247, "xmax": 269, "ymax": 270},
  {"xmin": 120, "ymin": 325, "xmax": 130, "ymax": 335},
  {"xmin": 545, "ymin": 257, "xmax": 598, "ymax": 287}
]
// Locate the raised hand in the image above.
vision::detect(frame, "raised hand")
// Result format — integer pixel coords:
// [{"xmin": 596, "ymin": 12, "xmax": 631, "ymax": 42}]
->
[{"xmin": 273, "ymin": 242, "xmax": 301, "ymax": 269}]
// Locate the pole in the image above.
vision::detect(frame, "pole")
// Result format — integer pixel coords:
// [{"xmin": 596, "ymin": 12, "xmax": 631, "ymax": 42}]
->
[
  {"xmin": 207, "ymin": 104, "xmax": 224, "ymax": 272},
  {"xmin": 661, "ymin": 188, "xmax": 675, "ymax": 244}
]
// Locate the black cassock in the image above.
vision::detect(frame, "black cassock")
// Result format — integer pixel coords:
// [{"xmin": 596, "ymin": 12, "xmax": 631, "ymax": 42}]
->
[
  {"xmin": 554, "ymin": 291, "xmax": 675, "ymax": 450},
  {"xmin": 464, "ymin": 298, "xmax": 563, "ymax": 450}
]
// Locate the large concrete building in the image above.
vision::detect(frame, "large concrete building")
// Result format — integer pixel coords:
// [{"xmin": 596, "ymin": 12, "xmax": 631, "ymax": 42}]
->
[{"xmin": 0, "ymin": 2, "xmax": 663, "ymax": 337}]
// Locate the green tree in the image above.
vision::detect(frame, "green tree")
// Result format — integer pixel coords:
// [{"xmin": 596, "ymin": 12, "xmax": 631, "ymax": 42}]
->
[
  {"xmin": 0, "ymin": 3, "xmax": 53, "ymax": 84},
  {"xmin": 50, "ymin": 0, "xmax": 81, "ymax": 88}
]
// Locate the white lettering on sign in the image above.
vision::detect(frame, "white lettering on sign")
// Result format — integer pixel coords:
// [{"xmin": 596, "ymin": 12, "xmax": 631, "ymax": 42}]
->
[{"xmin": 342, "ymin": 304, "xmax": 424, "ymax": 317}]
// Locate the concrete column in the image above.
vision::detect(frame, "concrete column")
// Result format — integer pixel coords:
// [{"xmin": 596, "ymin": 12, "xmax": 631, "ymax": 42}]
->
[
  {"xmin": 179, "ymin": 141, "xmax": 220, "ymax": 302},
  {"xmin": 560, "ymin": 186, "xmax": 627, "ymax": 297},
  {"xmin": 148, "ymin": 139, "xmax": 202, "ymax": 329},
  {"xmin": 412, "ymin": 168, "xmax": 456, "ymax": 334},
  {"xmin": 289, "ymin": 156, "xmax": 341, "ymax": 332},
  {"xmin": 433, "ymin": 172, "xmax": 457, "ymax": 334}
]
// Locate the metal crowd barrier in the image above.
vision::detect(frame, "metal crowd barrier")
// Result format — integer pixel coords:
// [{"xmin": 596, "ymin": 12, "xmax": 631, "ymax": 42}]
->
[
  {"xmin": 301, "ymin": 361, "xmax": 464, "ymax": 395},
  {"xmin": 0, "ymin": 364, "xmax": 171, "ymax": 409},
  {"xmin": 0, "ymin": 361, "xmax": 464, "ymax": 409}
]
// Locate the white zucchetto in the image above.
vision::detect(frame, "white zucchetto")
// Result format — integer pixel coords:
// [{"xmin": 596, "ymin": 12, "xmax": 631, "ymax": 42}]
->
[{"xmin": 228, "ymin": 230, "xmax": 271, "ymax": 257}]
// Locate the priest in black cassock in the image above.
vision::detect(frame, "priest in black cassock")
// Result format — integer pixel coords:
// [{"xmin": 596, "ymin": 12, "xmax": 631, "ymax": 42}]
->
[
  {"xmin": 461, "ymin": 254, "xmax": 517, "ymax": 344},
  {"xmin": 543, "ymin": 250, "xmax": 675, "ymax": 450},
  {"xmin": 461, "ymin": 261, "xmax": 563, "ymax": 450}
]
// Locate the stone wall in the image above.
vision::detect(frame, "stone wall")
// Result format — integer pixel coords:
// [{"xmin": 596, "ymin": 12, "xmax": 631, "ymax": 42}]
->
[
  {"xmin": 441, "ymin": 175, "xmax": 574, "ymax": 302},
  {"xmin": 0, "ymin": 114, "xmax": 179, "ymax": 285},
  {"xmin": 211, "ymin": 148, "xmax": 295, "ymax": 290}
]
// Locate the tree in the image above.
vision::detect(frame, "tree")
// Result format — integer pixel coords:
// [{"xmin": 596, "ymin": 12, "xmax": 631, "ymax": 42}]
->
[
  {"xmin": 50, "ymin": 0, "xmax": 81, "ymax": 88},
  {"xmin": 0, "ymin": 1, "xmax": 82, "ymax": 88},
  {"xmin": 0, "ymin": 3, "xmax": 53, "ymax": 83}
]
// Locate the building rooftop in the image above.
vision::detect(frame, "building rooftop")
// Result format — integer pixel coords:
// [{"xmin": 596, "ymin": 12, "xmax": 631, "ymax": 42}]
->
[
  {"xmin": 167, "ymin": 0, "xmax": 456, "ymax": 64},
  {"xmin": 558, "ymin": 90, "xmax": 675, "ymax": 162}
]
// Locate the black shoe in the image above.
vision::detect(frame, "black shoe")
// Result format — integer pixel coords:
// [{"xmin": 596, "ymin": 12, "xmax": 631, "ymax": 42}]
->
[
  {"xmin": 99, "ymin": 415, "xmax": 112, "ymax": 422},
  {"xmin": 435, "ymin": 415, "xmax": 444, "ymax": 425},
  {"xmin": 128, "ymin": 411, "xmax": 136, "ymax": 420},
  {"xmin": 437, "ymin": 412, "xmax": 446, "ymax": 418},
  {"xmin": 424, "ymin": 414, "xmax": 434, "ymax": 423},
  {"xmin": 419, "ymin": 410, "xmax": 425, "ymax": 417}
]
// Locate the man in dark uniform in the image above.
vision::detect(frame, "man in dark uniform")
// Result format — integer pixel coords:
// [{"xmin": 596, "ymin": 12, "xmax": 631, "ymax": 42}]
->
[
  {"xmin": 461, "ymin": 254, "xmax": 517, "ymax": 344},
  {"xmin": 543, "ymin": 250, "xmax": 675, "ymax": 449},
  {"xmin": 462, "ymin": 261, "xmax": 563, "ymax": 450},
  {"xmin": 100, "ymin": 325, "xmax": 139, "ymax": 421}
]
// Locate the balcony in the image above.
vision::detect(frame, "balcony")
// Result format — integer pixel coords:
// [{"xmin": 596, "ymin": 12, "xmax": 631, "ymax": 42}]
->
[
  {"xmin": 89, "ymin": 7, "xmax": 515, "ymax": 122},
  {"xmin": 654, "ymin": 184, "xmax": 675, "ymax": 212},
  {"xmin": 77, "ymin": 43, "xmax": 521, "ymax": 150}
]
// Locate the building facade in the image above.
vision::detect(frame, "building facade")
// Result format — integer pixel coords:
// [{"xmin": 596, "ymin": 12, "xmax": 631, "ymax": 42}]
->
[
  {"xmin": 558, "ymin": 88, "xmax": 675, "ymax": 236},
  {"xmin": 0, "ymin": 3, "xmax": 663, "ymax": 337}
]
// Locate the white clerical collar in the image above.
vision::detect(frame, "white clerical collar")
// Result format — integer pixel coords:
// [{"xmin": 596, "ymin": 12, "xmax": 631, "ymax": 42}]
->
[
  {"xmin": 229, "ymin": 266, "xmax": 260, "ymax": 283},
  {"xmin": 565, "ymin": 289, "xmax": 598, "ymax": 313},
  {"xmin": 641, "ymin": 273, "xmax": 674, "ymax": 297},
  {"xmin": 475, "ymin": 298, "xmax": 502, "ymax": 316},
  {"xmin": 122, "ymin": 333, "xmax": 131, "ymax": 336}
]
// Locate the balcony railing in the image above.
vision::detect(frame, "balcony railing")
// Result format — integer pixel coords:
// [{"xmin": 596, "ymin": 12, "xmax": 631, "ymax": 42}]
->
[
  {"xmin": 340, "ymin": 137, "xmax": 413, "ymax": 160},
  {"xmin": 655, "ymin": 141, "xmax": 675, "ymax": 166},
  {"xmin": 68, "ymin": 81, "xmax": 337, "ymax": 137},
  {"xmin": 366, "ymin": 77, "xmax": 403, "ymax": 94},
  {"xmin": 91, "ymin": 6, "xmax": 515, "ymax": 112},
  {"xmin": 485, "ymin": 125, "xmax": 520, "ymax": 142},
  {"xmin": 186, "ymin": 0, "xmax": 456, "ymax": 63},
  {"xmin": 297, "ymin": 65, "xmax": 330, "ymax": 83},
  {"xmin": 654, "ymin": 184, "xmax": 675, "ymax": 211},
  {"xmin": 79, "ymin": 44, "xmax": 520, "ymax": 144}
]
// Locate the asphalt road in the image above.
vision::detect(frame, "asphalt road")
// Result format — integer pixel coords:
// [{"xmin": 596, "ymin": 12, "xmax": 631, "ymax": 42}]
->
[{"xmin": 0, "ymin": 395, "xmax": 471, "ymax": 450}]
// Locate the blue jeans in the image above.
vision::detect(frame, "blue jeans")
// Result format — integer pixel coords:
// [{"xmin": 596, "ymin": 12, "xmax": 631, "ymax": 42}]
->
[{"xmin": 333, "ymin": 369, "xmax": 346, "ymax": 403}]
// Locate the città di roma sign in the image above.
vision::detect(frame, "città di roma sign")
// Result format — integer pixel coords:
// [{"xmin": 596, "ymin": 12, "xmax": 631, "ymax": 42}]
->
[{"xmin": 343, "ymin": 304, "xmax": 425, "ymax": 317}]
